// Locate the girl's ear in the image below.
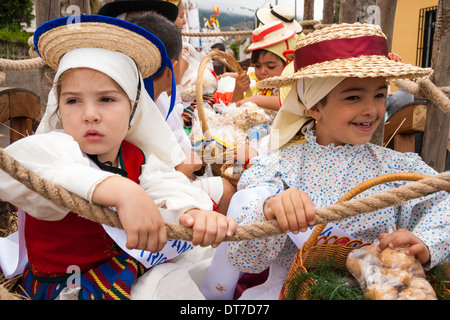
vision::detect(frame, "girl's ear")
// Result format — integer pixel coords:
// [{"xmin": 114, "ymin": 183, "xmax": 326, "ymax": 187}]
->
[
  {"xmin": 307, "ymin": 106, "xmax": 320, "ymax": 121},
  {"xmin": 164, "ymin": 65, "xmax": 172, "ymax": 80}
]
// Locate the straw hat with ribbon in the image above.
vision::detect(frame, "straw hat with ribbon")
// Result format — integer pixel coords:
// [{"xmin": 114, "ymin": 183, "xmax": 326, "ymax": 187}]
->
[
  {"xmin": 247, "ymin": 21, "xmax": 297, "ymax": 63},
  {"xmin": 98, "ymin": 0, "xmax": 178, "ymax": 22},
  {"xmin": 259, "ymin": 23, "xmax": 433, "ymax": 88},
  {"xmin": 33, "ymin": 14, "xmax": 185, "ymax": 168},
  {"xmin": 256, "ymin": 5, "xmax": 303, "ymax": 34},
  {"xmin": 256, "ymin": 23, "xmax": 433, "ymax": 151},
  {"xmin": 34, "ymin": 14, "xmax": 170, "ymax": 79}
]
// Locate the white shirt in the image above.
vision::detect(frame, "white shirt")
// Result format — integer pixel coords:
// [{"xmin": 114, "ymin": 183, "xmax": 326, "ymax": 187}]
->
[
  {"xmin": 0, "ymin": 131, "xmax": 213, "ymax": 222},
  {"xmin": 155, "ymin": 92, "xmax": 192, "ymax": 151}
]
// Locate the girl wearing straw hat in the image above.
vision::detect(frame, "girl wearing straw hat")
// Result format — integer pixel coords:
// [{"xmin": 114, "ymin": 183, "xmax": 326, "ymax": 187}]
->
[
  {"xmin": 125, "ymin": 12, "xmax": 236, "ymax": 215},
  {"xmin": 203, "ymin": 23, "xmax": 449, "ymax": 300},
  {"xmin": 254, "ymin": 5, "xmax": 306, "ymax": 108},
  {"xmin": 0, "ymin": 15, "xmax": 236, "ymax": 300},
  {"xmin": 230, "ymin": 21, "xmax": 297, "ymax": 111}
]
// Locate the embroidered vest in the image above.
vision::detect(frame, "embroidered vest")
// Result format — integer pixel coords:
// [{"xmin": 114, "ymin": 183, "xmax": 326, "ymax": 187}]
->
[{"xmin": 24, "ymin": 141, "xmax": 145, "ymax": 278}]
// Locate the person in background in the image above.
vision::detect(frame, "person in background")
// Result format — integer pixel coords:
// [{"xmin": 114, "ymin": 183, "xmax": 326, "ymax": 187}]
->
[
  {"xmin": 230, "ymin": 22, "xmax": 297, "ymax": 111},
  {"xmin": 0, "ymin": 15, "xmax": 237, "ymax": 300},
  {"xmin": 165, "ymin": 0, "xmax": 187, "ymax": 29},
  {"xmin": 211, "ymin": 42, "xmax": 231, "ymax": 76},
  {"xmin": 127, "ymin": 12, "xmax": 236, "ymax": 215},
  {"xmin": 255, "ymin": 4, "xmax": 305, "ymax": 106},
  {"xmin": 211, "ymin": 42, "xmax": 226, "ymax": 52}
]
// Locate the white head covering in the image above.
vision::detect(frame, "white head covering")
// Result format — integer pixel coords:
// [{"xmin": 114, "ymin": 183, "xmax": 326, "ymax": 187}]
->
[
  {"xmin": 36, "ymin": 47, "xmax": 185, "ymax": 167},
  {"xmin": 269, "ymin": 77, "xmax": 345, "ymax": 151}
]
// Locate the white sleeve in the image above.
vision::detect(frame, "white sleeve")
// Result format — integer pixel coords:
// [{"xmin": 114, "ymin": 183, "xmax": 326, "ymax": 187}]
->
[
  {"xmin": 140, "ymin": 153, "xmax": 213, "ymax": 221},
  {"xmin": 0, "ymin": 131, "xmax": 115, "ymax": 221},
  {"xmin": 155, "ymin": 93, "xmax": 192, "ymax": 151}
]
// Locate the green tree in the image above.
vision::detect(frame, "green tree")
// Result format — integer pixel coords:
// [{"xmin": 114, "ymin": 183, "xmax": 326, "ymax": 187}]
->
[
  {"xmin": 229, "ymin": 41, "xmax": 239, "ymax": 60},
  {"xmin": 0, "ymin": 0, "xmax": 34, "ymax": 31}
]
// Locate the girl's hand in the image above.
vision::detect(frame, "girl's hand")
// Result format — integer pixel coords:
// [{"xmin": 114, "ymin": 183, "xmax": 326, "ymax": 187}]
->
[
  {"xmin": 236, "ymin": 95, "xmax": 281, "ymax": 110},
  {"xmin": 231, "ymin": 72, "xmax": 251, "ymax": 103},
  {"xmin": 377, "ymin": 229, "xmax": 430, "ymax": 264},
  {"xmin": 236, "ymin": 96, "xmax": 251, "ymax": 107},
  {"xmin": 175, "ymin": 150, "xmax": 203, "ymax": 180},
  {"xmin": 263, "ymin": 188, "xmax": 315, "ymax": 234},
  {"xmin": 233, "ymin": 143, "xmax": 258, "ymax": 164},
  {"xmin": 179, "ymin": 208, "xmax": 237, "ymax": 247},
  {"xmin": 93, "ymin": 176, "xmax": 167, "ymax": 253},
  {"xmin": 234, "ymin": 72, "xmax": 251, "ymax": 92}
]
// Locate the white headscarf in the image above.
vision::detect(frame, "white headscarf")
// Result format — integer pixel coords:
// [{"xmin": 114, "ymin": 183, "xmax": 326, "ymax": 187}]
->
[
  {"xmin": 36, "ymin": 48, "xmax": 185, "ymax": 167},
  {"xmin": 269, "ymin": 77, "xmax": 345, "ymax": 151}
]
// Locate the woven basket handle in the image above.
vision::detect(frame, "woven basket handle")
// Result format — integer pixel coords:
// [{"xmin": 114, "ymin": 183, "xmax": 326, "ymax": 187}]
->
[
  {"xmin": 195, "ymin": 50, "xmax": 251, "ymax": 142},
  {"xmin": 302, "ymin": 172, "xmax": 443, "ymax": 252}
]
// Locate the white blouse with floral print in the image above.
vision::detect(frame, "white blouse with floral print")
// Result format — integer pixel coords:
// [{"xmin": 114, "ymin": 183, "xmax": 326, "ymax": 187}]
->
[{"xmin": 227, "ymin": 130, "xmax": 450, "ymax": 273}]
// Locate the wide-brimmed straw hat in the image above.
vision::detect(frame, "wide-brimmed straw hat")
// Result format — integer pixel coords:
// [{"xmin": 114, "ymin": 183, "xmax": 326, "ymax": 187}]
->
[
  {"xmin": 256, "ymin": 5, "xmax": 302, "ymax": 34},
  {"xmin": 258, "ymin": 23, "xmax": 433, "ymax": 88},
  {"xmin": 98, "ymin": 0, "xmax": 178, "ymax": 22},
  {"xmin": 247, "ymin": 21, "xmax": 296, "ymax": 51},
  {"xmin": 34, "ymin": 14, "xmax": 170, "ymax": 79}
]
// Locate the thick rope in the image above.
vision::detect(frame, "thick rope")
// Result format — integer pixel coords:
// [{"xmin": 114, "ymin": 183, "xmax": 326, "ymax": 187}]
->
[
  {"xmin": 0, "ymin": 57, "xmax": 45, "ymax": 71},
  {"xmin": 1, "ymin": 148, "xmax": 450, "ymax": 241},
  {"xmin": 180, "ymin": 20, "xmax": 324, "ymax": 37},
  {"xmin": 182, "ymin": 30, "xmax": 252, "ymax": 37},
  {"xmin": 395, "ymin": 78, "xmax": 450, "ymax": 115}
]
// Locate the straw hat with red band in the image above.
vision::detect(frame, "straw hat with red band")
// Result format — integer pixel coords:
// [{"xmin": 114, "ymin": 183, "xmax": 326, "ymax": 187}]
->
[
  {"xmin": 248, "ymin": 21, "xmax": 296, "ymax": 51},
  {"xmin": 256, "ymin": 5, "xmax": 302, "ymax": 34},
  {"xmin": 258, "ymin": 23, "xmax": 433, "ymax": 89}
]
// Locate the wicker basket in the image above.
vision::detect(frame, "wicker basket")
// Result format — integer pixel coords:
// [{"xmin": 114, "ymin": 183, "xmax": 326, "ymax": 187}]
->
[
  {"xmin": 279, "ymin": 172, "xmax": 447, "ymax": 300},
  {"xmin": 220, "ymin": 163, "xmax": 240, "ymax": 188},
  {"xmin": 194, "ymin": 51, "xmax": 251, "ymax": 176}
]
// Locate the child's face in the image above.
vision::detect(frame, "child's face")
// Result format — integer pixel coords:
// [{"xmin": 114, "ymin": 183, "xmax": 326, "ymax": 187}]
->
[
  {"xmin": 174, "ymin": 1, "xmax": 186, "ymax": 29},
  {"xmin": 254, "ymin": 51, "xmax": 285, "ymax": 81},
  {"xmin": 58, "ymin": 68, "xmax": 132, "ymax": 165},
  {"xmin": 308, "ymin": 77, "xmax": 387, "ymax": 146}
]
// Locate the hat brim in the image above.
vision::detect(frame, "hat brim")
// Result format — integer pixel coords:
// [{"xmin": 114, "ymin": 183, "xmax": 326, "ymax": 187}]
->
[
  {"xmin": 247, "ymin": 29, "xmax": 296, "ymax": 51},
  {"xmin": 34, "ymin": 15, "xmax": 167, "ymax": 78},
  {"xmin": 98, "ymin": 0, "xmax": 178, "ymax": 22},
  {"xmin": 256, "ymin": 7, "xmax": 302, "ymax": 33},
  {"xmin": 258, "ymin": 55, "xmax": 433, "ymax": 88}
]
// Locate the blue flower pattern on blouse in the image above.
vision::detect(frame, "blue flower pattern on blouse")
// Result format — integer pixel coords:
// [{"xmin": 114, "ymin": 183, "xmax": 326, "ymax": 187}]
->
[{"xmin": 227, "ymin": 131, "xmax": 450, "ymax": 273}]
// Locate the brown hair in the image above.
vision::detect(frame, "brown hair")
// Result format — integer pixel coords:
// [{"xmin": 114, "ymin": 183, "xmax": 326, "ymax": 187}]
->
[
  {"xmin": 250, "ymin": 49, "xmax": 286, "ymax": 67},
  {"xmin": 50, "ymin": 68, "xmax": 131, "ymax": 124}
]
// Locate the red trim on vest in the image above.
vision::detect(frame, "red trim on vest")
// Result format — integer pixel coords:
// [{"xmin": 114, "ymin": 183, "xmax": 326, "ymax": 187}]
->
[
  {"xmin": 120, "ymin": 140, "xmax": 144, "ymax": 183},
  {"xmin": 25, "ymin": 141, "xmax": 145, "ymax": 278},
  {"xmin": 294, "ymin": 36, "xmax": 388, "ymax": 71}
]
